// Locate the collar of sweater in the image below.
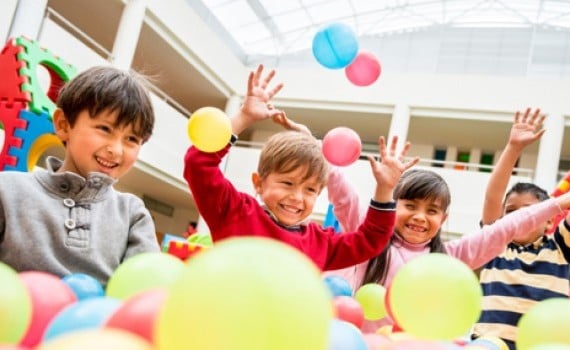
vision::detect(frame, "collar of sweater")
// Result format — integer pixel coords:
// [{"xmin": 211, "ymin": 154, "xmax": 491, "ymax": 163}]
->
[{"xmin": 34, "ymin": 156, "xmax": 116, "ymax": 201}]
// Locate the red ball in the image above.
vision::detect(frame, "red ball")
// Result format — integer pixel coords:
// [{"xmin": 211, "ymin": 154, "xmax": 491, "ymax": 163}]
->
[
  {"xmin": 105, "ymin": 288, "xmax": 168, "ymax": 343},
  {"xmin": 333, "ymin": 296, "xmax": 365, "ymax": 329},
  {"xmin": 345, "ymin": 51, "xmax": 381, "ymax": 87}
]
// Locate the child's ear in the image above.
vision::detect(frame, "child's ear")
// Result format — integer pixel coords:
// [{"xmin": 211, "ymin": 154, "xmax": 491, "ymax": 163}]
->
[
  {"xmin": 545, "ymin": 218, "xmax": 554, "ymax": 233},
  {"xmin": 251, "ymin": 172, "xmax": 262, "ymax": 195},
  {"xmin": 441, "ymin": 213, "xmax": 448, "ymax": 225},
  {"xmin": 53, "ymin": 108, "xmax": 70, "ymax": 142}
]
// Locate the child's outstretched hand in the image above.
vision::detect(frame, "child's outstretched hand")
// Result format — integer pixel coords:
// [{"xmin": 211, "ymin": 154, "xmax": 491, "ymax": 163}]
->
[
  {"xmin": 272, "ymin": 112, "xmax": 312, "ymax": 136},
  {"xmin": 368, "ymin": 136, "xmax": 419, "ymax": 202},
  {"xmin": 509, "ymin": 107, "xmax": 545, "ymax": 149},
  {"xmin": 232, "ymin": 65, "xmax": 284, "ymax": 134}
]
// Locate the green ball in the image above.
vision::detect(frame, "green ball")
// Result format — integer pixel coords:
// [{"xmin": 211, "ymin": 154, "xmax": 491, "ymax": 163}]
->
[
  {"xmin": 0, "ymin": 262, "xmax": 32, "ymax": 344},
  {"xmin": 156, "ymin": 237, "xmax": 333, "ymax": 350},
  {"xmin": 354, "ymin": 283, "xmax": 387, "ymax": 320},
  {"xmin": 389, "ymin": 253, "xmax": 482, "ymax": 340},
  {"xmin": 517, "ymin": 298, "xmax": 570, "ymax": 350},
  {"xmin": 106, "ymin": 252, "xmax": 185, "ymax": 300}
]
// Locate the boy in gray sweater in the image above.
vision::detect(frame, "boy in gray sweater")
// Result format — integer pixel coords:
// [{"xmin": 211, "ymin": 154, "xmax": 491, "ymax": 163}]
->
[{"xmin": 0, "ymin": 66, "xmax": 160, "ymax": 285}]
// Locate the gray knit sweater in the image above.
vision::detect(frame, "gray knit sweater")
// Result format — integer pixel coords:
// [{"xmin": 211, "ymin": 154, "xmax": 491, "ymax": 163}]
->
[{"xmin": 0, "ymin": 157, "xmax": 160, "ymax": 285}]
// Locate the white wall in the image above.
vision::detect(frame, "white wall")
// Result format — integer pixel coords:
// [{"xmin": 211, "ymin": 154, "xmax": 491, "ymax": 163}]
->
[{"xmin": 0, "ymin": 0, "xmax": 18, "ymax": 43}]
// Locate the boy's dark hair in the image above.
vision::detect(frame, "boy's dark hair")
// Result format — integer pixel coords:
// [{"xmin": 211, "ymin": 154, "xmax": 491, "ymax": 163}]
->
[
  {"xmin": 360, "ymin": 169, "xmax": 450, "ymax": 287},
  {"xmin": 504, "ymin": 182, "xmax": 549, "ymax": 204},
  {"xmin": 56, "ymin": 66, "xmax": 155, "ymax": 142}
]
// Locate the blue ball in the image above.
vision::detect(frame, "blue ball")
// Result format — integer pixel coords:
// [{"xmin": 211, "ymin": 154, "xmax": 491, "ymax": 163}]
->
[
  {"xmin": 43, "ymin": 297, "xmax": 121, "ymax": 341},
  {"xmin": 328, "ymin": 319, "xmax": 367, "ymax": 350},
  {"xmin": 323, "ymin": 275, "xmax": 353, "ymax": 297},
  {"xmin": 62, "ymin": 273, "xmax": 104, "ymax": 300},
  {"xmin": 312, "ymin": 23, "xmax": 359, "ymax": 69}
]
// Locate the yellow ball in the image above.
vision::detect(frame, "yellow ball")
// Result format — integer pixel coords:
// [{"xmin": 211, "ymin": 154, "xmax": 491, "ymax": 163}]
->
[
  {"xmin": 37, "ymin": 329, "xmax": 153, "ymax": 350},
  {"xmin": 354, "ymin": 283, "xmax": 387, "ymax": 320},
  {"xmin": 187, "ymin": 106, "xmax": 232, "ymax": 153},
  {"xmin": 517, "ymin": 298, "xmax": 570, "ymax": 350},
  {"xmin": 0, "ymin": 262, "xmax": 31, "ymax": 344},
  {"xmin": 389, "ymin": 253, "xmax": 482, "ymax": 341},
  {"xmin": 155, "ymin": 237, "xmax": 333, "ymax": 350}
]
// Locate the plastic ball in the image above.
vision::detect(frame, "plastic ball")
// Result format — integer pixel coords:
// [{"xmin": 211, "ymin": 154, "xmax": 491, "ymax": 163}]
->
[
  {"xmin": 187, "ymin": 106, "xmax": 232, "ymax": 153},
  {"xmin": 382, "ymin": 339, "xmax": 451, "ymax": 350},
  {"xmin": 333, "ymin": 296, "xmax": 364, "ymax": 328},
  {"xmin": 19, "ymin": 271, "xmax": 77, "ymax": 347},
  {"xmin": 156, "ymin": 237, "xmax": 333, "ymax": 350},
  {"xmin": 345, "ymin": 50, "xmax": 381, "ymax": 86},
  {"xmin": 62, "ymin": 273, "xmax": 104, "ymax": 300},
  {"xmin": 388, "ymin": 253, "xmax": 482, "ymax": 340},
  {"xmin": 517, "ymin": 298, "xmax": 570, "ymax": 350},
  {"xmin": 468, "ymin": 336, "xmax": 509, "ymax": 350},
  {"xmin": 328, "ymin": 319, "xmax": 367, "ymax": 350},
  {"xmin": 106, "ymin": 252, "xmax": 185, "ymax": 300},
  {"xmin": 527, "ymin": 345, "xmax": 570, "ymax": 350},
  {"xmin": 322, "ymin": 127, "xmax": 362, "ymax": 166},
  {"xmin": 323, "ymin": 275, "xmax": 353, "ymax": 297},
  {"xmin": 362, "ymin": 333, "xmax": 391, "ymax": 350},
  {"xmin": 37, "ymin": 328, "xmax": 153, "ymax": 350},
  {"xmin": 354, "ymin": 283, "xmax": 387, "ymax": 321},
  {"xmin": 312, "ymin": 23, "xmax": 359, "ymax": 69},
  {"xmin": 42, "ymin": 297, "xmax": 121, "ymax": 341},
  {"xmin": 0, "ymin": 263, "xmax": 31, "ymax": 344},
  {"xmin": 105, "ymin": 288, "xmax": 168, "ymax": 343}
]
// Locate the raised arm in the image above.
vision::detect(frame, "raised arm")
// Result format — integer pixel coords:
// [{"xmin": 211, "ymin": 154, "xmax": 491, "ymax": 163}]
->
[
  {"xmin": 231, "ymin": 64, "xmax": 284, "ymax": 135},
  {"xmin": 482, "ymin": 108, "xmax": 545, "ymax": 224}
]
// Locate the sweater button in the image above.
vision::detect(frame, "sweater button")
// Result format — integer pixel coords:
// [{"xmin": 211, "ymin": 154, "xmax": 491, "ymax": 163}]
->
[
  {"xmin": 64, "ymin": 218, "xmax": 76, "ymax": 230},
  {"xmin": 63, "ymin": 198, "xmax": 75, "ymax": 208}
]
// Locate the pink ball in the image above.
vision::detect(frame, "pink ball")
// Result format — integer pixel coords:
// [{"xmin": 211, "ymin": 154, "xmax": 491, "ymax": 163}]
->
[
  {"xmin": 333, "ymin": 296, "xmax": 365, "ymax": 329},
  {"xmin": 322, "ymin": 127, "xmax": 362, "ymax": 167},
  {"xmin": 345, "ymin": 51, "xmax": 381, "ymax": 87},
  {"xmin": 18, "ymin": 272, "xmax": 77, "ymax": 347}
]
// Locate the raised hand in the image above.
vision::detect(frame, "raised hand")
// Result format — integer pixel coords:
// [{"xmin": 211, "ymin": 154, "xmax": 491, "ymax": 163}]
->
[
  {"xmin": 509, "ymin": 107, "xmax": 546, "ymax": 149},
  {"xmin": 240, "ymin": 64, "xmax": 284, "ymax": 123},
  {"xmin": 367, "ymin": 136, "xmax": 419, "ymax": 202}
]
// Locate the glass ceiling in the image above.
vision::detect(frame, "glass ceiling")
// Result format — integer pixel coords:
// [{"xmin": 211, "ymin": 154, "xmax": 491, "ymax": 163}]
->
[{"xmin": 189, "ymin": 0, "xmax": 570, "ymax": 59}]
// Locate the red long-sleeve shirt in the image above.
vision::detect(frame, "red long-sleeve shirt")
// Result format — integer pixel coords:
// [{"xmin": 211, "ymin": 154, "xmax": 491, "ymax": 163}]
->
[{"xmin": 183, "ymin": 144, "xmax": 395, "ymax": 271}]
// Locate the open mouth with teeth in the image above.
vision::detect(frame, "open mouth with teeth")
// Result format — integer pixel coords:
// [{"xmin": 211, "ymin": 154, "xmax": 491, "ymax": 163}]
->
[
  {"xmin": 95, "ymin": 156, "xmax": 118, "ymax": 170},
  {"xmin": 405, "ymin": 224, "xmax": 427, "ymax": 233}
]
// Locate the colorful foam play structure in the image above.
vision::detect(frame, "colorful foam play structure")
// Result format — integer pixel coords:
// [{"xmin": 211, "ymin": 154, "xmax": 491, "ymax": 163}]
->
[{"xmin": 0, "ymin": 36, "xmax": 76, "ymax": 172}]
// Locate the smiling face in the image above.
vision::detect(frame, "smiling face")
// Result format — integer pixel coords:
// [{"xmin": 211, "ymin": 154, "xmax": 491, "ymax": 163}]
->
[
  {"xmin": 252, "ymin": 166, "xmax": 323, "ymax": 226},
  {"xmin": 504, "ymin": 191, "xmax": 551, "ymax": 245},
  {"xmin": 395, "ymin": 197, "xmax": 448, "ymax": 244},
  {"xmin": 54, "ymin": 108, "xmax": 143, "ymax": 179}
]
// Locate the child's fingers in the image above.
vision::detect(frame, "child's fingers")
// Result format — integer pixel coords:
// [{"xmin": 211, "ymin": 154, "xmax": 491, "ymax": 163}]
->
[
  {"xmin": 388, "ymin": 135, "xmax": 399, "ymax": 155},
  {"xmin": 247, "ymin": 71, "xmax": 254, "ymax": 94},
  {"xmin": 404, "ymin": 156, "xmax": 421, "ymax": 171},
  {"xmin": 262, "ymin": 69, "xmax": 276, "ymax": 88},
  {"xmin": 253, "ymin": 64, "xmax": 263, "ymax": 83},
  {"xmin": 520, "ymin": 107, "xmax": 531, "ymax": 123},
  {"xmin": 399, "ymin": 141, "xmax": 412, "ymax": 157},
  {"xmin": 267, "ymin": 83, "xmax": 284, "ymax": 99},
  {"xmin": 377, "ymin": 136, "xmax": 387, "ymax": 157},
  {"xmin": 528, "ymin": 108, "xmax": 541, "ymax": 124}
]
